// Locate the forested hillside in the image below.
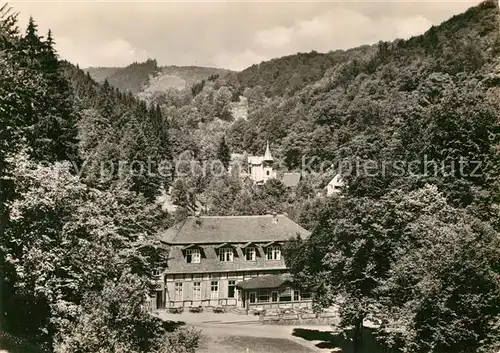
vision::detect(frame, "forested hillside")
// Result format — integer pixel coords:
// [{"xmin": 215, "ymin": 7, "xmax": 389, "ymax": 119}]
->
[
  {"xmin": 224, "ymin": 0, "xmax": 500, "ymax": 161},
  {"xmin": 0, "ymin": 5, "xmax": 198, "ymax": 353},
  {"xmin": 280, "ymin": 2, "xmax": 500, "ymax": 353},
  {"xmin": 81, "ymin": 66, "xmax": 119, "ymax": 83},
  {"xmin": 123, "ymin": 3, "xmax": 499, "ymax": 351},
  {"xmin": 227, "ymin": 47, "xmax": 375, "ymax": 97},
  {"xmin": 0, "ymin": 0, "xmax": 499, "ymax": 352},
  {"xmin": 84, "ymin": 62, "xmax": 231, "ymax": 95},
  {"xmin": 143, "ymin": 0, "xmax": 499, "ymax": 223}
]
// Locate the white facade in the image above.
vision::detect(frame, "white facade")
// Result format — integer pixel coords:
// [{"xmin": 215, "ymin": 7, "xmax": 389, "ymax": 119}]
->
[
  {"xmin": 327, "ymin": 174, "xmax": 344, "ymax": 196},
  {"xmin": 247, "ymin": 142, "xmax": 276, "ymax": 184}
]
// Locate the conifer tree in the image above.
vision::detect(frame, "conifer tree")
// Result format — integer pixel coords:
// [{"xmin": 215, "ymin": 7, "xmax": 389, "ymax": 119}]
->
[
  {"xmin": 19, "ymin": 22, "xmax": 79, "ymax": 163},
  {"xmin": 217, "ymin": 135, "xmax": 231, "ymax": 170},
  {"xmin": 20, "ymin": 17, "xmax": 44, "ymax": 68}
]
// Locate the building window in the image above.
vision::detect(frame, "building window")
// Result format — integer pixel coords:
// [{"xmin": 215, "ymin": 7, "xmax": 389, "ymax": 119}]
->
[
  {"xmin": 175, "ymin": 282, "xmax": 183, "ymax": 301},
  {"xmin": 245, "ymin": 247, "xmax": 256, "ymax": 261},
  {"xmin": 271, "ymin": 291, "xmax": 278, "ymax": 302},
  {"xmin": 266, "ymin": 170, "xmax": 270, "ymax": 176},
  {"xmin": 152, "ymin": 268, "xmax": 161, "ymax": 276},
  {"xmin": 193, "ymin": 282, "xmax": 201, "ymax": 300},
  {"xmin": 293, "ymin": 290, "xmax": 300, "ymax": 301},
  {"xmin": 249, "ymin": 292, "xmax": 256, "ymax": 303},
  {"xmin": 280, "ymin": 287, "xmax": 291, "ymax": 302},
  {"xmin": 228, "ymin": 280, "xmax": 236, "ymax": 298},
  {"xmin": 301, "ymin": 292, "xmax": 311, "ymax": 300},
  {"xmin": 280, "ymin": 294, "xmax": 291, "ymax": 302},
  {"xmin": 219, "ymin": 248, "xmax": 234, "ymax": 262},
  {"xmin": 267, "ymin": 245, "xmax": 281, "ymax": 260},
  {"xmin": 258, "ymin": 291, "xmax": 270, "ymax": 303},
  {"xmin": 185, "ymin": 248, "xmax": 201, "ymax": 264},
  {"xmin": 211, "ymin": 281, "xmax": 219, "ymax": 299}
]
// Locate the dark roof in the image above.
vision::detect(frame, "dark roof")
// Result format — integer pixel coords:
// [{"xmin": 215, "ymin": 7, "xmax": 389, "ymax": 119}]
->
[
  {"xmin": 236, "ymin": 274, "xmax": 293, "ymax": 290},
  {"xmin": 181, "ymin": 244, "xmax": 201, "ymax": 250},
  {"xmin": 159, "ymin": 215, "xmax": 310, "ymax": 244},
  {"xmin": 263, "ymin": 241, "xmax": 280, "ymax": 248},
  {"xmin": 241, "ymin": 242, "xmax": 258, "ymax": 248},
  {"xmin": 165, "ymin": 244, "xmax": 287, "ymax": 274},
  {"xmin": 214, "ymin": 242, "xmax": 235, "ymax": 249},
  {"xmin": 282, "ymin": 173, "xmax": 301, "ymax": 188}
]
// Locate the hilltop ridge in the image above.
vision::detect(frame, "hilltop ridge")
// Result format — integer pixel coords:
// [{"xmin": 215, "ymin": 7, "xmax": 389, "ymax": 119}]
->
[{"xmin": 84, "ymin": 61, "xmax": 232, "ymax": 95}]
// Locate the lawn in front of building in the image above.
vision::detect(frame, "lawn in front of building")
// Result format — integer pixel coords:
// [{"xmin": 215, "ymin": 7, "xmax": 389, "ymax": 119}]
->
[
  {"xmin": 191, "ymin": 322, "xmax": 327, "ymax": 353},
  {"xmin": 197, "ymin": 334, "xmax": 316, "ymax": 353}
]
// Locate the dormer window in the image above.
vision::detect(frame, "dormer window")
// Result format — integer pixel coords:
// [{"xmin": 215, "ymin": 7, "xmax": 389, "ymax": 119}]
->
[
  {"xmin": 185, "ymin": 248, "xmax": 201, "ymax": 264},
  {"xmin": 245, "ymin": 247, "xmax": 256, "ymax": 261},
  {"xmin": 267, "ymin": 245, "xmax": 281, "ymax": 260},
  {"xmin": 219, "ymin": 248, "xmax": 234, "ymax": 262}
]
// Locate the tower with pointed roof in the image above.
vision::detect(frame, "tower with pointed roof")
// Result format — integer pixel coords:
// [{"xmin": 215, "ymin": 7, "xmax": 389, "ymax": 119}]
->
[
  {"xmin": 247, "ymin": 141, "xmax": 276, "ymax": 184},
  {"xmin": 263, "ymin": 141, "xmax": 273, "ymax": 161},
  {"xmin": 262, "ymin": 141, "xmax": 274, "ymax": 184}
]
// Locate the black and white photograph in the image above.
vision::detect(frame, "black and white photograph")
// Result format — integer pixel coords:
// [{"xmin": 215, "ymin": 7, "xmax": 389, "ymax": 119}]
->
[{"xmin": 0, "ymin": 0, "xmax": 499, "ymax": 352}]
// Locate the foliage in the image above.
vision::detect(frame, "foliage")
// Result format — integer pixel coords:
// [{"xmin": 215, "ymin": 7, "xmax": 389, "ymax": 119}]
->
[
  {"xmin": 54, "ymin": 273, "xmax": 200, "ymax": 353},
  {"xmin": 65, "ymin": 65, "xmax": 173, "ymax": 200},
  {"xmin": 19, "ymin": 18, "xmax": 80, "ymax": 163},
  {"xmin": 103, "ymin": 59, "xmax": 160, "ymax": 94},
  {"xmin": 280, "ymin": 5, "xmax": 500, "ymax": 352},
  {"xmin": 284, "ymin": 185, "xmax": 500, "ymax": 353},
  {"xmin": 4, "ymin": 154, "xmax": 170, "ymax": 350},
  {"xmin": 2, "ymin": 2, "xmax": 499, "ymax": 353},
  {"xmin": 217, "ymin": 135, "xmax": 231, "ymax": 170},
  {"xmin": 0, "ymin": 11, "xmax": 197, "ymax": 353}
]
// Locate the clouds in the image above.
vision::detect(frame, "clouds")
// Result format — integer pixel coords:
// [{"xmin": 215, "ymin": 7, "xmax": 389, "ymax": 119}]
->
[
  {"xmin": 212, "ymin": 49, "xmax": 268, "ymax": 72},
  {"xmin": 254, "ymin": 26, "xmax": 294, "ymax": 49},
  {"xmin": 10, "ymin": 0, "xmax": 480, "ymax": 71},
  {"xmin": 56, "ymin": 37, "xmax": 149, "ymax": 68}
]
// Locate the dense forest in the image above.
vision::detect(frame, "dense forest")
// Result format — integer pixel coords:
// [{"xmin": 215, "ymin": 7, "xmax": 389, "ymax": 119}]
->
[
  {"xmin": 88, "ymin": 1, "xmax": 499, "ymax": 353},
  {"xmin": 0, "ymin": 5, "xmax": 199, "ymax": 353},
  {"xmin": 278, "ymin": 3, "xmax": 500, "ymax": 353},
  {"xmin": 84, "ymin": 63, "xmax": 231, "ymax": 95},
  {"xmin": 0, "ymin": 0, "xmax": 499, "ymax": 352},
  {"xmin": 110, "ymin": 0, "xmax": 500, "ymax": 235}
]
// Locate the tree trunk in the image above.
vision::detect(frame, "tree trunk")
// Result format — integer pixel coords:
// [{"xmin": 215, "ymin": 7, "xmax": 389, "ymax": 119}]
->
[
  {"xmin": 352, "ymin": 317, "xmax": 363, "ymax": 353},
  {"xmin": 0, "ymin": 205, "xmax": 10, "ymax": 331},
  {"xmin": 0, "ymin": 176, "xmax": 14, "ymax": 333}
]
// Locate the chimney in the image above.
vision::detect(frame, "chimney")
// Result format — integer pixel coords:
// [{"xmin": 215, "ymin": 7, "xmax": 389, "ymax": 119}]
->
[{"xmin": 272, "ymin": 212, "xmax": 278, "ymax": 224}]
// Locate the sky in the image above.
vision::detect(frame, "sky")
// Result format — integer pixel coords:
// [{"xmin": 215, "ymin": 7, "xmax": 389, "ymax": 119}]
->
[{"xmin": 10, "ymin": 0, "xmax": 481, "ymax": 71}]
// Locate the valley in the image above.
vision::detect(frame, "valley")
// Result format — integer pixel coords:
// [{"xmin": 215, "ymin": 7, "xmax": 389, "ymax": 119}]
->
[{"xmin": 0, "ymin": 1, "xmax": 499, "ymax": 353}]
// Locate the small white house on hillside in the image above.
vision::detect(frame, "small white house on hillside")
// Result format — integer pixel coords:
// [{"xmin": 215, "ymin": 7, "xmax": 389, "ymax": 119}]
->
[
  {"xmin": 326, "ymin": 174, "xmax": 344, "ymax": 196},
  {"xmin": 247, "ymin": 141, "xmax": 276, "ymax": 185}
]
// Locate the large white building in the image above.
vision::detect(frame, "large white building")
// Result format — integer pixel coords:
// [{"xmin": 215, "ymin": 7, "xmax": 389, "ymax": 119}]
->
[
  {"xmin": 154, "ymin": 214, "xmax": 312, "ymax": 311},
  {"xmin": 247, "ymin": 142, "xmax": 276, "ymax": 185}
]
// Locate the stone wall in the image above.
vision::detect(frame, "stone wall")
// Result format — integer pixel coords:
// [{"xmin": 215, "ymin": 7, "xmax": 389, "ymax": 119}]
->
[{"xmin": 259, "ymin": 311, "xmax": 339, "ymax": 325}]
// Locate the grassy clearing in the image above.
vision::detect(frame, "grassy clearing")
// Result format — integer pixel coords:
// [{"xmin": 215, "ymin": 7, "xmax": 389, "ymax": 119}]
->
[{"xmin": 197, "ymin": 334, "xmax": 316, "ymax": 353}]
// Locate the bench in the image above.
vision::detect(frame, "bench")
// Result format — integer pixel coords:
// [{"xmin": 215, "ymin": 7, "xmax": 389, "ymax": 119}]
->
[
  {"xmin": 189, "ymin": 306, "xmax": 203, "ymax": 313},
  {"xmin": 169, "ymin": 307, "xmax": 184, "ymax": 314}
]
